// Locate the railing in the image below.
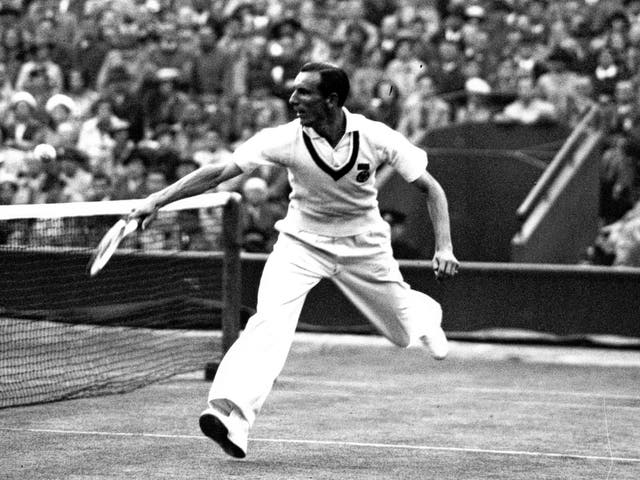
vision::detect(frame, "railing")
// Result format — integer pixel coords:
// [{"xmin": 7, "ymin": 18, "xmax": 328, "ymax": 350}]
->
[{"xmin": 516, "ymin": 105, "xmax": 601, "ymax": 222}]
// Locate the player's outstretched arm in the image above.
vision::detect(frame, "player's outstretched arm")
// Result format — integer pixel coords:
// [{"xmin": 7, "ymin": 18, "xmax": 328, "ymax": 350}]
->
[
  {"xmin": 129, "ymin": 160, "xmax": 243, "ymax": 229},
  {"xmin": 411, "ymin": 170, "xmax": 460, "ymax": 279}
]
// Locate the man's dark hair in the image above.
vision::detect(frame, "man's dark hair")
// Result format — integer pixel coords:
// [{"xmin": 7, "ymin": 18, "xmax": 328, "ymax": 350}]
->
[{"xmin": 300, "ymin": 62, "xmax": 350, "ymax": 106}]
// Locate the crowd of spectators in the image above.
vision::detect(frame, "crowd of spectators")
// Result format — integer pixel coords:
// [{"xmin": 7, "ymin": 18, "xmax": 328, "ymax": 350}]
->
[{"xmin": 0, "ymin": 0, "xmax": 639, "ymax": 263}]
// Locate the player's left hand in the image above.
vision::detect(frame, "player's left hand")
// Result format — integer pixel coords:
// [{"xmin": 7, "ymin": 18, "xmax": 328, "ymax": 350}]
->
[{"xmin": 432, "ymin": 249, "xmax": 459, "ymax": 280}]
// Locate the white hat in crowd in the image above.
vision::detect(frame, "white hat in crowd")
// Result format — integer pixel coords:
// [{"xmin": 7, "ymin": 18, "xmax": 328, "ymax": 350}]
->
[
  {"xmin": 45, "ymin": 94, "xmax": 78, "ymax": 116},
  {"xmin": 465, "ymin": 77, "xmax": 492, "ymax": 95},
  {"xmin": 10, "ymin": 91, "xmax": 37, "ymax": 109}
]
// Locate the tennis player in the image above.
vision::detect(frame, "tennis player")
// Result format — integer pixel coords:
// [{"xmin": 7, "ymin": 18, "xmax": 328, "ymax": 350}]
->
[{"xmin": 129, "ymin": 62, "xmax": 459, "ymax": 458}]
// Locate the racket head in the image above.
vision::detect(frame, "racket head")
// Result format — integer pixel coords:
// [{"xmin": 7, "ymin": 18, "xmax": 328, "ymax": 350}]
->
[{"xmin": 87, "ymin": 218, "xmax": 139, "ymax": 277}]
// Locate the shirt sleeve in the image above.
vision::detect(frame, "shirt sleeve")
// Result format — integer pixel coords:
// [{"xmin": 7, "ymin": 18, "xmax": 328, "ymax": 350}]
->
[
  {"xmin": 381, "ymin": 125, "xmax": 429, "ymax": 182},
  {"xmin": 231, "ymin": 125, "xmax": 288, "ymax": 173}
]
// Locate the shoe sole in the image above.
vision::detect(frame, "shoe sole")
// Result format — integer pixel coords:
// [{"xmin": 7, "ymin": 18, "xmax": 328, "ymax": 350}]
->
[{"xmin": 199, "ymin": 413, "xmax": 246, "ymax": 458}]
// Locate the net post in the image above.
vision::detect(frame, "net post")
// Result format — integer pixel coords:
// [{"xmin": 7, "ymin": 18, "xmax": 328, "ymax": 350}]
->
[{"xmin": 205, "ymin": 192, "xmax": 242, "ymax": 381}]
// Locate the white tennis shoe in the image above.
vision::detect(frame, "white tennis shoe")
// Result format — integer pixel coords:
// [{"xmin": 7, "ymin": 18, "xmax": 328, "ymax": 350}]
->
[
  {"xmin": 420, "ymin": 326, "xmax": 449, "ymax": 360},
  {"xmin": 199, "ymin": 410, "xmax": 247, "ymax": 458}
]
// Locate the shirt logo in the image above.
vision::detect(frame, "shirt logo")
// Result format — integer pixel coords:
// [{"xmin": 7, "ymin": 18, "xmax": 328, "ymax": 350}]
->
[{"xmin": 356, "ymin": 163, "xmax": 370, "ymax": 182}]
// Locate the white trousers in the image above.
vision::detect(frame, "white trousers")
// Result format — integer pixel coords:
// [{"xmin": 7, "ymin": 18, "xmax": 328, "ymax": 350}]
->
[{"xmin": 207, "ymin": 227, "xmax": 442, "ymax": 441}]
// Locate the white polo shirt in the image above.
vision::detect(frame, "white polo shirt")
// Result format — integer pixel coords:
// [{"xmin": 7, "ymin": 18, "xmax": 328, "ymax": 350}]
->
[{"xmin": 232, "ymin": 108, "xmax": 428, "ymax": 237}]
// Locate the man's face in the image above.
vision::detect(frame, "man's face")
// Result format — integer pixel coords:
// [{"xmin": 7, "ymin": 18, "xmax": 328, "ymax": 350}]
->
[{"xmin": 289, "ymin": 71, "xmax": 331, "ymax": 128}]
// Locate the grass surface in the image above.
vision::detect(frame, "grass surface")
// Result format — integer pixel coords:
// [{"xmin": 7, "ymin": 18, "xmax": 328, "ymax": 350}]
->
[{"xmin": 1, "ymin": 336, "xmax": 639, "ymax": 479}]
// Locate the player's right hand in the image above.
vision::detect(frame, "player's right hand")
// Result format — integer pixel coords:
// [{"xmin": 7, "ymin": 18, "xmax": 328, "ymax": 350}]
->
[{"xmin": 128, "ymin": 196, "xmax": 160, "ymax": 230}]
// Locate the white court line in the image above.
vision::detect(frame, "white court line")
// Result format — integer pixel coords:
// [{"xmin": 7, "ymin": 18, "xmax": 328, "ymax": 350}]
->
[
  {"xmin": 278, "ymin": 377, "xmax": 640, "ymax": 401},
  {"xmin": 2, "ymin": 427, "xmax": 639, "ymax": 464},
  {"xmin": 455, "ymin": 387, "xmax": 640, "ymax": 401},
  {"xmin": 272, "ymin": 390, "xmax": 640, "ymax": 411}
]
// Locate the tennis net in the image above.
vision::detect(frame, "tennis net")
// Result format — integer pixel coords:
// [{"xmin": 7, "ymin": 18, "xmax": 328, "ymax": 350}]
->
[{"xmin": 0, "ymin": 192, "xmax": 242, "ymax": 408}]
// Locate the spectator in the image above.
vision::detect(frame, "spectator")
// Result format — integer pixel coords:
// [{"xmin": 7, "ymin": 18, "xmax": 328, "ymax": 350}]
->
[
  {"xmin": 607, "ymin": 80, "xmax": 639, "ymax": 137},
  {"xmin": 0, "ymin": 171, "xmax": 19, "ymax": 205},
  {"xmin": 0, "ymin": 25, "xmax": 26, "ymax": 85},
  {"xmin": 536, "ymin": 47, "xmax": 582, "ymax": 123},
  {"xmin": 192, "ymin": 23, "xmax": 233, "ymax": 98},
  {"xmin": 590, "ymin": 47, "xmax": 627, "ymax": 103},
  {"xmin": 234, "ymin": 85, "xmax": 288, "ymax": 137},
  {"xmin": 15, "ymin": 42, "xmax": 64, "ymax": 95},
  {"xmin": 30, "ymin": 14, "xmax": 74, "ymax": 76},
  {"xmin": 100, "ymin": 66, "xmax": 145, "ymax": 143},
  {"xmin": 137, "ymin": 167, "xmax": 179, "ymax": 250},
  {"xmin": 378, "ymin": 12, "xmax": 401, "ymax": 64},
  {"xmin": 593, "ymin": 202, "xmax": 640, "ymax": 266},
  {"xmin": 1, "ymin": 91, "xmax": 48, "ymax": 151},
  {"xmin": 431, "ymin": 39, "xmax": 468, "ymax": 116},
  {"xmin": 172, "ymin": 101, "xmax": 209, "ymax": 159},
  {"xmin": 599, "ymin": 135, "xmax": 636, "ymax": 225},
  {"xmin": 456, "ymin": 77, "xmax": 492, "ymax": 124},
  {"xmin": 70, "ymin": 16, "xmax": 110, "ymax": 89},
  {"xmin": 147, "ymin": 22, "xmax": 196, "ymax": 89},
  {"xmin": 609, "ymin": 211, "xmax": 640, "ymax": 267},
  {"xmin": 57, "ymin": 147, "xmax": 93, "ymax": 202},
  {"xmin": 216, "ymin": 15, "xmax": 251, "ymax": 100},
  {"xmin": 110, "ymin": 117, "xmax": 135, "ymax": 169},
  {"xmin": 513, "ymin": 35, "xmax": 545, "ymax": 80},
  {"xmin": 111, "ymin": 150, "xmax": 147, "ymax": 200},
  {"xmin": 86, "ymin": 171, "xmax": 114, "ymax": 201},
  {"xmin": 494, "ymin": 76, "xmax": 558, "ymax": 125},
  {"xmin": 11, "ymin": 155, "xmax": 46, "ymax": 205},
  {"xmin": 398, "ymin": 74, "xmax": 450, "ymax": 144},
  {"xmin": 66, "ymin": 69, "xmax": 99, "ymax": 120},
  {"xmin": 239, "ymin": 176, "xmax": 285, "ymax": 253},
  {"xmin": 490, "ymin": 57, "xmax": 519, "ymax": 94},
  {"xmin": 434, "ymin": 8, "xmax": 466, "ymax": 48},
  {"xmin": 332, "ymin": 20, "xmax": 372, "ymax": 76},
  {"xmin": 566, "ymin": 75, "xmax": 597, "ymax": 127},
  {"xmin": 268, "ymin": 34, "xmax": 306, "ymax": 103},
  {"xmin": 241, "ymin": 34, "xmax": 277, "ymax": 97},
  {"xmin": 31, "ymin": 169, "xmax": 69, "ymax": 204},
  {"xmin": 0, "ymin": 63, "xmax": 16, "ymax": 118},
  {"xmin": 44, "ymin": 93, "xmax": 80, "ymax": 147},
  {"xmin": 143, "ymin": 67, "xmax": 189, "ymax": 132},
  {"xmin": 365, "ymin": 78, "xmax": 404, "ymax": 130},
  {"xmin": 76, "ymin": 98, "xmax": 126, "ymax": 173},
  {"xmin": 95, "ymin": 17, "xmax": 149, "ymax": 93},
  {"xmin": 348, "ymin": 46, "xmax": 386, "ymax": 114},
  {"xmin": 384, "ymin": 36, "xmax": 424, "ymax": 100},
  {"xmin": 173, "ymin": 156, "xmax": 217, "ymax": 251}
]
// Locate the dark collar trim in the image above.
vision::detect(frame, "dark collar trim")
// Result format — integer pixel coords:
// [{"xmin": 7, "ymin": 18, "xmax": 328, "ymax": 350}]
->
[{"xmin": 302, "ymin": 131, "xmax": 359, "ymax": 181}]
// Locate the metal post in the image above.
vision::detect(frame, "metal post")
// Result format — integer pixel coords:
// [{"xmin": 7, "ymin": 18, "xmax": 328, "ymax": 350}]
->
[{"xmin": 205, "ymin": 192, "xmax": 242, "ymax": 380}]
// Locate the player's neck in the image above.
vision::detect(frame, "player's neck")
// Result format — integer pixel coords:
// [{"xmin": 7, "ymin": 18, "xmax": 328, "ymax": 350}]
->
[{"xmin": 313, "ymin": 110, "xmax": 346, "ymax": 148}]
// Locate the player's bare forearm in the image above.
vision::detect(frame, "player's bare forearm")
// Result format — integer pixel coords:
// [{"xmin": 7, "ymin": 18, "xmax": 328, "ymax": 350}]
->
[
  {"xmin": 425, "ymin": 180, "xmax": 453, "ymax": 252},
  {"xmin": 150, "ymin": 162, "xmax": 239, "ymax": 208},
  {"xmin": 411, "ymin": 171, "xmax": 459, "ymax": 278},
  {"xmin": 130, "ymin": 161, "xmax": 243, "ymax": 229}
]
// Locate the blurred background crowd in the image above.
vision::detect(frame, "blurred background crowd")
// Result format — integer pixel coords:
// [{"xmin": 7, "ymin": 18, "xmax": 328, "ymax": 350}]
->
[{"xmin": 0, "ymin": 0, "xmax": 639, "ymax": 264}]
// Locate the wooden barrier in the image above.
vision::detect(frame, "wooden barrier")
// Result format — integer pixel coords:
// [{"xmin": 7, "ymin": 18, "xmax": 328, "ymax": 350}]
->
[
  {"xmin": 241, "ymin": 255, "xmax": 640, "ymax": 340},
  {"xmin": 2, "ymin": 249, "xmax": 639, "ymax": 341}
]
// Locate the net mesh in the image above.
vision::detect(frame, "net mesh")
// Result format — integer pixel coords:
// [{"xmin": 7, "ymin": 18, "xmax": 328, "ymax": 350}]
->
[{"xmin": 0, "ymin": 193, "xmax": 241, "ymax": 408}]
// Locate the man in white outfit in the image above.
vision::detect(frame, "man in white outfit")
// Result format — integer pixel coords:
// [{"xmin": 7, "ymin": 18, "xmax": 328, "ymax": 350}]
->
[{"xmin": 129, "ymin": 62, "xmax": 459, "ymax": 458}]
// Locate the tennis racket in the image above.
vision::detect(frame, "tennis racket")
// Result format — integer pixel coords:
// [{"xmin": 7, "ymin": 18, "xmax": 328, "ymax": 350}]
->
[{"xmin": 87, "ymin": 217, "xmax": 140, "ymax": 277}]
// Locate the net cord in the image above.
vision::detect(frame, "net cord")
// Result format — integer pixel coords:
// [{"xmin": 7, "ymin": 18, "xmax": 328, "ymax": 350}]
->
[{"xmin": 0, "ymin": 192, "xmax": 236, "ymax": 220}]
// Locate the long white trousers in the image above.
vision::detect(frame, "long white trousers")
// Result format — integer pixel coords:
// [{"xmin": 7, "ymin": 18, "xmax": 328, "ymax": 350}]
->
[{"xmin": 207, "ymin": 227, "xmax": 442, "ymax": 444}]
